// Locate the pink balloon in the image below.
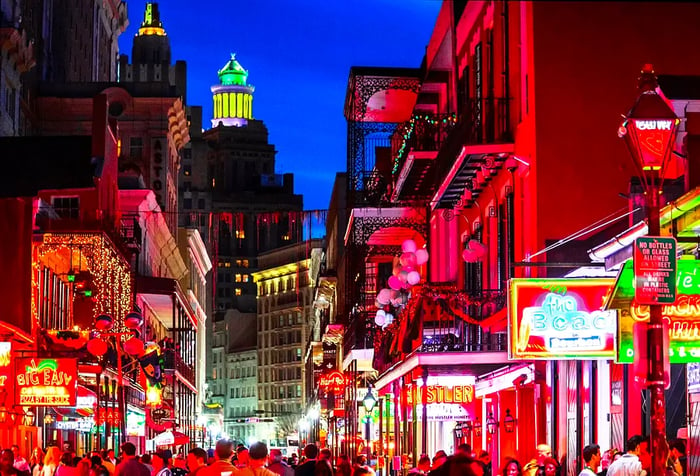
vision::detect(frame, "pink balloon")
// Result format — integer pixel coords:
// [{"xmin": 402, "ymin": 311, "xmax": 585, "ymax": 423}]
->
[
  {"xmin": 377, "ymin": 288, "xmax": 392, "ymax": 305},
  {"xmin": 400, "ymin": 252, "xmax": 417, "ymax": 268},
  {"xmin": 462, "ymin": 248, "xmax": 478, "ymax": 263},
  {"xmin": 415, "ymin": 249, "xmax": 429, "ymax": 265},
  {"xmin": 388, "ymin": 276, "xmax": 403, "ymax": 290},
  {"xmin": 402, "ymin": 239, "xmax": 417, "ymax": 253},
  {"xmin": 407, "ymin": 271, "xmax": 421, "ymax": 285}
]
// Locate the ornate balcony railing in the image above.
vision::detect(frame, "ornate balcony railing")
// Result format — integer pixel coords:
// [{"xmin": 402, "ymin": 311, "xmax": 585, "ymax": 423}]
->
[
  {"xmin": 372, "ymin": 287, "xmax": 507, "ymax": 375},
  {"xmin": 390, "ymin": 113, "xmax": 457, "ymax": 177},
  {"xmin": 163, "ymin": 349, "xmax": 196, "ymax": 385},
  {"xmin": 342, "ymin": 310, "xmax": 375, "ymax": 357}
]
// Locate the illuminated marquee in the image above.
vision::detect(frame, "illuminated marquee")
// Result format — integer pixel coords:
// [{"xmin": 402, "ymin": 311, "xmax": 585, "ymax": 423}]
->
[
  {"xmin": 509, "ymin": 278, "xmax": 616, "ymax": 360},
  {"xmin": 319, "ymin": 371, "xmax": 346, "ymax": 393},
  {"xmin": 404, "ymin": 384, "xmax": 475, "ymax": 420},
  {"xmin": 15, "ymin": 358, "xmax": 77, "ymax": 406}
]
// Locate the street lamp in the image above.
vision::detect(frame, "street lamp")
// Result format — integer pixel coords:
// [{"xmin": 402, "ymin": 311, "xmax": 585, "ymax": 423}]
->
[
  {"xmin": 619, "ymin": 63, "xmax": 680, "ymax": 476},
  {"xmin": 363, "ymin": 386, "xmax": 377, "ymax": 464},
  {"xmin": 485, "ymin": 413, "xmax": 498, "ymax": 435},
  {"xmin": 503, "ymin": 409, "xmax": 516, "ymax": 433}
]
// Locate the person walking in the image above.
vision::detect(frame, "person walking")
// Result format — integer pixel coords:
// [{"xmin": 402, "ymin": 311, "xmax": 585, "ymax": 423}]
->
[
  {"xmin": 199, "ymin": 440, "xmax": 238, "ymax": 476},
  {"xmin": 606, "ymin": 435, "xmax": 649, "ymax": 476},
  {"xmin": 294, "ymin": 446, "xmax": 318, "ymax": 476},
  {"xmin": 152, "ymin": 451, "xmax": 173, "ymax": 476},
  {"xmin": 11, "ymin": 446, "xmax": 30, "ymax": 474},
  {"xmin": 268, "ymin": 450, "xmax": 293, "ymax": 476},
  {"xmin": 113, "ymin": 444, "xmax": 149, "ymax": 476},
  {"xmin": 238, "ymin": 443, "xmax": 276, "ymax": 476},
  {"xmin": 186, "ymin": 449, "xmax": 207, "ymax": 476},
  {"xmin": 579, "ymin": 444, "xmax": 601, "ymax": 476}
]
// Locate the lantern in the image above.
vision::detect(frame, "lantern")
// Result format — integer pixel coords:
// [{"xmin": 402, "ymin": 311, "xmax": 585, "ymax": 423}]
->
[
  {"xmin": 486, "ymin": 412, "xmax": 498, "ymax": 435},
  {"xmin": 124, "ymin": 311, "xmax": 144, "ymax": 329},
  {"xmin": 123, "ymin": 337, "xmax": 145, "ymax": 356},
  {"xmin": 362, "ymin": 386, "xmax": 377, "ymax": 413},
  {"xmin": 87, "ymin": 337, "xmax": 108, "ymax": 357},
  {"xmin": 473, "ymin": 418, "xmax": 482, "ymax": 437},
  {"xmin": 503, "ymin": 409, "xmax": 516, "ymax": 433},
  {"xmin": 94, "ymin": 314, "xmax": 114, "ymax": 331}
]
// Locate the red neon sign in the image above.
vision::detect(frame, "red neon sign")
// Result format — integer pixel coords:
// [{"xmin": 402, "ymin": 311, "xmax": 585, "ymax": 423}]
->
[
  {"xmin": 0, "ymin": 343, "xmax": 12, "ymax": 407},
  {"xmin": 15, "ymin": 358, "xmax": 77, "ymax": 406},
  {"xmin": 509, "ymin": 279, "xmax": 616, "ymax": 360},
  {"xmin": 405, "ymin": 385, "xmax": 475, "ymax": 405},
  {"xmin": 319, "ymin": 371, "xmax": 346, "ymax": 392}
]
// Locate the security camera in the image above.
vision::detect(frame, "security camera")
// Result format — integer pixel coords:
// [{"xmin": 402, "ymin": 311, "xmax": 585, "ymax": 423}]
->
[{"xmin": 513, "ymin": 374, "xmax": 528, "ymax": 387}]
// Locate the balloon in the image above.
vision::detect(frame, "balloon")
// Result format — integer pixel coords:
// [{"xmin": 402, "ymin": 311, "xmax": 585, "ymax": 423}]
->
[
  {"xmin": 87, "ymin": 337, "xmax": 108, "ymax": 357},
  {"xmin": 415, "ymin": 249, "xmax": 429, "ymax": 265},
  {"xmin": 407, "ymin": 271, "xmax": 421, "ymax": 285},
  {"xmin": 388, "ymin": 276, "xmax": 403, "ymax": 290},
  {"xmin": 400, "ymin": 252, "xmax": 417, "ymax": 269},
  {"xmin": 462, "ymin": 248, "xmax": 478, "ymax": 263},
  {"xmin": 95, "ymin": 314, "xmax": 114, "ymax": 331},
  {"xmin": 398, "ymin": 270, "xmax": 409, "ymax": 283},
  {"xmin": 402, "ymin": 265, "xmax": 414, "ymax": 273},
  {"xmin": 377, "ymin": 289, "xmax": 392, "ymax": 305},
  {"xmin": 402, "ymin": 239, "xmax": 417, "ymax": 253},
  {"xmin": 469, "ymin": 240, "xmax": 488, "ymax": 257},
  {"xmin": 385, "ymin": 313, "xmax": 394, "ymax": 324},
  {"xmin": 123, "ymin": 337, "xmax": 145, "ymax": 356},
  {"xmin": 375, "ymin": 310, "xmax": 386, "ymax": 326}
]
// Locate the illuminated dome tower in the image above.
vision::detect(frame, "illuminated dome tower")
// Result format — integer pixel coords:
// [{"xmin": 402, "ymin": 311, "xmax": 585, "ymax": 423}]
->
[{"xmin": 211, "ymin": 54, "xmax": 254, "ymax": 127}]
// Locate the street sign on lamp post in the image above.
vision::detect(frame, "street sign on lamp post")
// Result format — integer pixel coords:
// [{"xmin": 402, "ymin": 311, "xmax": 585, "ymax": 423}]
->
[{"xmin": 619, "ymin": 64, "xmax": 679, "ymax": 476}]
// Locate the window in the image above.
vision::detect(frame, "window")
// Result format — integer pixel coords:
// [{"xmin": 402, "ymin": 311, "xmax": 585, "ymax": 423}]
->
[
  {"xmin": 129, "ymin": 137, "xmax": 143, "ymax": 159},
  {"xmin": 183, "ymin": 198, "xmax": 192, "ymax": 209},
  {"xmin": 236, "ymin": 229, "xmax": 246, "ymax": 239},
  {"xmin": 198, "ymin": 198, "xmax": 205, "ymax": 209},
  {"xmin": 183, "ymin": 165, "xmax": 192, "ymax": 176},
  {"xmin": 235, "ymin": 274, "xmax": 242, "ymax": 283},
  {"xmin": 230, "ymin": 388, "xmax": 234, "ymax": 398},
  {"xmin": 225, "ymin": 261, "xmax": 231, "ymax": 268},
  {"xmin": 235, "ymin": 288, "xmax": 242, "ymax": 296},
  {"xmin": 236, "ymin": 260, "xmax": 242, "ymax": 266},
  {"xmin": 243, "ymin": 260, "xmax": 249, "ymax": 268},
  {"xmin": 243, "ymin": 274, "xmax": 249, "ymax": 283},
  {"xmin": 52, "ymin": 197, "xmax": 80, "ymax": 220}
]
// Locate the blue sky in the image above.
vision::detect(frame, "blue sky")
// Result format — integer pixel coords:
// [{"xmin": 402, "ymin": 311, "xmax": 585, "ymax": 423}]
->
[{"xmin": 119, "ymin": 0, "xmax": 441, "ymax": 210}]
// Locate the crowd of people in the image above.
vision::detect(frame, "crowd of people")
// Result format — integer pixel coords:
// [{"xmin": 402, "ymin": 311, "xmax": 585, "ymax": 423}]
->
[{"xmin": 0, "ymin": 436, "xmax": 687, "ymax": 476}]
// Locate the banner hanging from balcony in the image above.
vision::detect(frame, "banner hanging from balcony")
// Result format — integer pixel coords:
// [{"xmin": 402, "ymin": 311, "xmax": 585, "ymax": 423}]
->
[
  {"xmin": 508, "ymin": 278, "xmax": 617, "ymax": 360},
  {"xmin": 610, "ymin": 259, "xmax": 700, "ymax": 363},
  {"xmin": 15, "ymin": 358, "xmax": 78, "ymax": 406}
]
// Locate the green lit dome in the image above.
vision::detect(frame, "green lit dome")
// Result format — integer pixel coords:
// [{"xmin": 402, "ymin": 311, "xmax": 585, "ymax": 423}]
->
[{"xmin": 218, "ymin": 53, "xmax": 248, "ymax": 86}]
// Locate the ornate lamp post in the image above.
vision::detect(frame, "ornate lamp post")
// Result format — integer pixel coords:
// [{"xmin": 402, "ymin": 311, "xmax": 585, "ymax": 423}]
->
[
  {"xmin": 619, "ymin": 64, "xmax": 680, "ymax": 476},
  {"xmin": 362, "ymin": 386, "xmax": 377, "ymax": 464}
]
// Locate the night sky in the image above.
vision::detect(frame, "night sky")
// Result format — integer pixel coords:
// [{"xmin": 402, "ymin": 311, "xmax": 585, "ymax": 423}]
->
[{"xmin": 118, "ymin": 0, "xmax": 441, "ymax": 211}]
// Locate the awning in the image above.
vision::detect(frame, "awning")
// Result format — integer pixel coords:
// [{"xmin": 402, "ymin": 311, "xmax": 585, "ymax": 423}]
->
[{"xmin": 153, "ymin": 429, "xmax": 190, "ymax": 446}]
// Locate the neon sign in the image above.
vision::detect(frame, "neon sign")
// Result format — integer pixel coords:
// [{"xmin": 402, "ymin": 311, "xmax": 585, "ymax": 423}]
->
[
  {"xmin": 319, "ymin": 371, "xmax": 346, "ymax": 393},
  {"xmin": 509, "ymin": 279, "xmax": 616, "ymax": 360},
  {"xmin": 15, "ymin": 358, "xmax": 77, "ymax": 406},
  {"xmin": 406, "ymin": 385, "xmax": 475, "ymax": 405},
  {"xmin": 615, "ymin": 260, "xmax": 700, "ymax": 363}
]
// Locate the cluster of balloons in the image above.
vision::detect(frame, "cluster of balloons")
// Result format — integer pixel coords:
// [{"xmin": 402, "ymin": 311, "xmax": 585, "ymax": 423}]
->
[
  {"xmin": 374, "ymin": 239, "xmax": 430, "ymax": 328},
  {"xmin": 462, "ymin": 239, "xmax": 488, "ymax": 263}
]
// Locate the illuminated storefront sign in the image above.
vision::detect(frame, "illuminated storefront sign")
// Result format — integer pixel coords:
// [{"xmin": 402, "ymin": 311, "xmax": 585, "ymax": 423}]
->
[
  {"xmin": 0, "ymin": 343, "xmax": 13, "ymax": 404},
  {"xmin": 56, "ymin": 417, "xmax": 94, "ymax": 433},
  {"xmin": 403, "ymin": 385, "xmax": 476, "ymax": 421},
  {"xmin": 15, "ymin": 358, "xmax": 77, "ymax": 406},
  {"xmin": 509, "ymin": 279, "xmax": 616, "ymax": 360},
  {"xmin": 127, "ymin": 409, "xmax": 146, "ymax": 437},
  {"xmin": 615, "ymin": 260, "xmax": 700, "ymax": 363},
  {"xmin": 319, "ymin": 371, "xmax": 346, "ymax": 393}
]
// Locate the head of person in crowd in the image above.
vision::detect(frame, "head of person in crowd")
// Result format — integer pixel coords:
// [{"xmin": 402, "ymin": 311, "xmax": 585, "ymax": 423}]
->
[
  {"xmin": 120, "ymin": 443, "xmax": 137, "ymax": 459},
  {"xmin": 432, "ymin": 450, "xmax": 448, "ymax": 470},
  {"xmin": 215, "ymin": 440, "xmax": 235, "ymax": 462},
  {"xmin": 625, "ymin": 434, "xmax": 651, "ymax": 470},
  {"xmin": 319, "ymin": 449, "xmax": 331, "ymax": 462},
  {"xmin": 456, "ymin": 444, "xmax": 472, "ymax": 457},
  {"xmin": 536, "ymin": 445, "xmax": 551, "ymax": 466},
  {"xmin": 187, "ymin": 448, "xmax": 207, "ymax": 472},
  {"xmin": 0, "ymin": 450, "xmax": 14, "ymax": 473},
  {"xmin": 141, "ymin": 454, "xmax": 152, "ymax": 466},
  {"xmin": 153, "ymin": 451, "xmax": 172, "ymax": 472},
  {"xmin": 60, "ymin": 452, "xmax": 74, "ymax": 467},
  {"xmin": 502, "ymin": 458, "xmax": 523, "ymax": 476},
  {"xmin": 429, "ymin": 455, "xmax": 478, "ymax": 476},
  {"xmin": 478, "ymin": 451, "xmax": 490, "ymax": 466},
  {"xmin": 582, "ymin": 444, "xmax": 601, "ymax": 472},
  {"xmin": 270, "ymin": 450, "xmax": 284, "ymax": 465},
  {"xmin": 304, "ymin": 445, "xmax": 319, "ymax": 461},
  {"xmin": 416, "ymin": 455, "xmax": 431, "ymax": 473},
  {"xmin": 236, "ymin": 447, "xmax": 249, "ymax": 467},
  {"xmin": 542, "ymin": 457, "xmax": 559, "ymax": 476},
  {"xmin": 45, "ymin": 447, "xmax": 62, "ymax": 468},
  {"xmin": 90, "ymin": 456, "xmax": 103, "ymax": 468},
  {"xmin": 248, "ymin": 442, "xmax": 269, "ymax": 468}
]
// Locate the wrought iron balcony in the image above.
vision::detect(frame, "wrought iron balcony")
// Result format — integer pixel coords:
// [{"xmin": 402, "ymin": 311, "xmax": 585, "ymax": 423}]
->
[
  {"xmin": 163, "ymin": 349, "xmax": 196, "ymax": 386},
  {"xmin": 342, "ymin": 311, "xmax": 375, "ymax": 358},
  {"xmin": 391, "ymin": 113, "xmax": 457, "ymax": 201}
]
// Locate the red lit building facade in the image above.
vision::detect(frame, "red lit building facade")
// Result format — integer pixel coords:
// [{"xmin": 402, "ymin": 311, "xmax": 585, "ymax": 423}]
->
[{"xmin": 332, "ymin": 1, "xmax": 700, "ymax": 474}]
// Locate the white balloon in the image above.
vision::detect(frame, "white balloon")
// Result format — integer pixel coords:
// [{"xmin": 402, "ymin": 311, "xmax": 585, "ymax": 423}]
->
[
  {"xmin": 375, "ymin": 310, "xmax": 386, "ymax": 326},
  {"xmin": 407, "ymin": 270, "xmax": 421, "ymax": 285}
]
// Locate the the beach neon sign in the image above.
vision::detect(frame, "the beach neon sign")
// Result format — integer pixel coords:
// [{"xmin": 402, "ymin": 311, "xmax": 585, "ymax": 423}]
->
[{"xmin": 509, "ymin": 279, "xmax": 616, "ymax": 360}]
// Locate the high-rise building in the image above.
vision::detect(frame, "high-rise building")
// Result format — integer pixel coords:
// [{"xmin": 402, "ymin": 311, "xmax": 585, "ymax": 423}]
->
[
  {"xmin": 252, "ymin": 240, "xmax": 323, "ymax": 445},
  {"xmin": 179, "ymin": 54, "xmax": 303, "ymax": 318},
  {"xmin": 118, "ymin": 2, "xmax": 186, "ymax": 102}
]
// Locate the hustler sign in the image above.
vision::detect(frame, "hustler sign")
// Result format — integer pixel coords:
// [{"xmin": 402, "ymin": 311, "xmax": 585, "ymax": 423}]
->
[{"xmin": 508, "ymin": 279, "xmax": 617, "ymax": 360}]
